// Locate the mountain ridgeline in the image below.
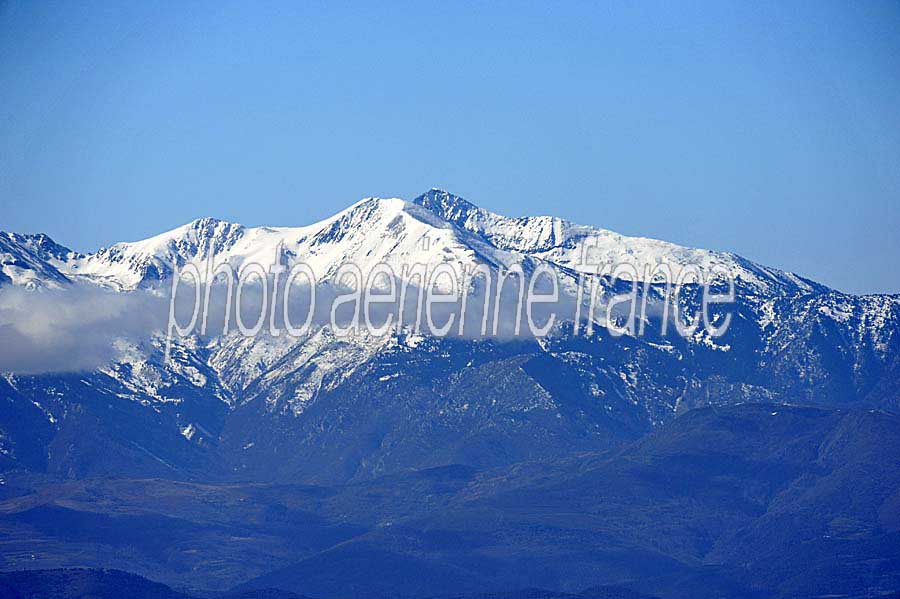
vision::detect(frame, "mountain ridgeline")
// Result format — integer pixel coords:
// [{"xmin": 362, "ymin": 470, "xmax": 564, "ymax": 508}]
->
[{"xmin": 1, "ymin": 189, "xmax": 897, "ymax": 481}]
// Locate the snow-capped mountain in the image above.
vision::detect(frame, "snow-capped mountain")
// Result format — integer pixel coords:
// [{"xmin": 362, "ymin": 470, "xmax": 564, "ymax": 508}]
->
[
  {"xmin": 0, "ymin": 189, "xmax": 897, "ymax": 483},
  {"xmin": 3, "ymin": 189, "xmax": 822, "ymax": 294}
]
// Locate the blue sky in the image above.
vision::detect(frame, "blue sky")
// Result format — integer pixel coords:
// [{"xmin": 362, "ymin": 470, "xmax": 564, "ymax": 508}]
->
[{"xmin": 1, "ymin": 1, "xmax": 899, "ymax": 293}]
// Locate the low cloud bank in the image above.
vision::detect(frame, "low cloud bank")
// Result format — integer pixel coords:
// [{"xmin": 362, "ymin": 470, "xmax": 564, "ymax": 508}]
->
[
  {"xmin": 0, "ymin": 277, "xmax": 579, "ymax": 375},
  {"xmin": 0, "ymin": 285, "xmax": 169, "ymax": 375}
]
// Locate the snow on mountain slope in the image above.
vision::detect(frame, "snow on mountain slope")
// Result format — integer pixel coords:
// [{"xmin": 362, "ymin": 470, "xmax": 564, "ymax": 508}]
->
[
  {"xmin": 0, "ymin": 232, "xmax": 76, "ymax": 289},
  {"xmin": 208, "ymin": 326, "xmax": 398, "ymax": 415},
  {"xmin": 413, "ymin": 189, "xmax": 823, "ymax": 293},
  {"xmin": 61, "ymin": 218, "xmax": 247, "ymax": 290}
]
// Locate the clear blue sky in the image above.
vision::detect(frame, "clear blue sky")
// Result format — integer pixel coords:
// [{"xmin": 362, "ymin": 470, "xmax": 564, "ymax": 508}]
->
[{"xmin": 1, "ymin": 1, "xmax": 898, "ymax": 293}]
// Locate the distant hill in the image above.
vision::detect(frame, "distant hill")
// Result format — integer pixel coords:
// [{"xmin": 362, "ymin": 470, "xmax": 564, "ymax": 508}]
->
[
  {"xmin": 0, "ymin": 569, "xmax": 653, "ymax": 599},
  {"xmin": 0, "ymin": 568, "xmax": 192, "ymax": 599},
  {"xmin": 0, "ymin": 568, "xmax": 320, "ymax": 599},
  {"xmin": 3, "ymin": 405, "xmax": 880, "ymax": 599}
]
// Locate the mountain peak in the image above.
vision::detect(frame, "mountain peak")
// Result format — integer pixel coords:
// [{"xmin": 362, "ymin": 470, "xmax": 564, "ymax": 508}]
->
[
  {"xmin": 412, "ymin": 188, "xmax": 482, "ymax": 223},
  {"xmin": 1, "ymin": 231, "xmax": 74, "ymax": 259},
  {"xmin": 182, "ymin": 216, "xmax": 246, "ymax": 238},
  {"xmin": 189, "ymin": 216, "xmax": 227, "ymax": 228}
]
